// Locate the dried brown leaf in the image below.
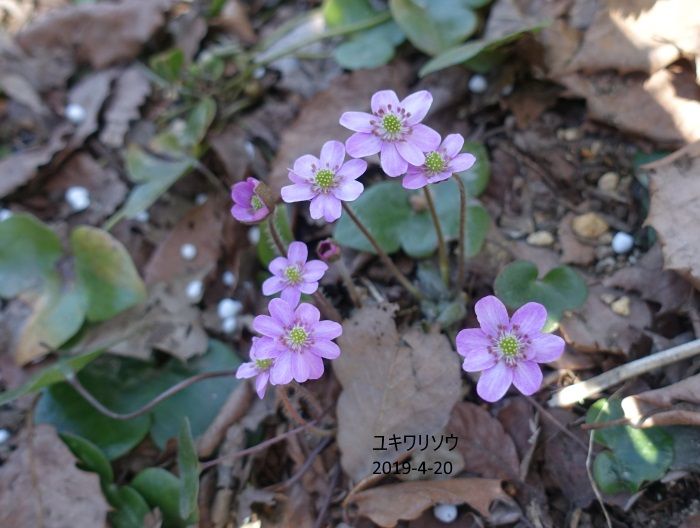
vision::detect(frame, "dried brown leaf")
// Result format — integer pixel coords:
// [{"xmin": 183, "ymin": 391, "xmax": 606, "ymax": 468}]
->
[
  {"xmin": 621, "ymin": 373, "xmax": 700, "ymax": 427},
  {"xmin": 0, "ymin": 424, "xmax": 109, "ymax": 527},
  {"xmin": 334, "ymin": 304, "xmax": 461, "ymax": 481},
  {"xmin": 100, "ymin": 65, "xmax": 151, "ymax": 148},
  {"xmin": 67, "ymin": 69, "xmax": 118, "ymax": 148}
]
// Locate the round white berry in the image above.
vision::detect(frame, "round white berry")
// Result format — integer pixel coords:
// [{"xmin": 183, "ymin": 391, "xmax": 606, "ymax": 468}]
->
[
  {"xmin": 222, "ymin": 271, "xmax": 236, "ymax": 286},
  {"xmin": 612, "ymin": 232, "xmax": 634, "ymax": 254},
  {"xmin": 134, "ymin": 210, "xmax": 149, "ymax": 223},
  {"xmin": 468, "ymin": 74, "xmax": 488, "ymax": 94},
  {"xmin": 65, "ymin": 186, "xmax": 90, "ymax": 211},
  {"xmin": 65, "ymin": 103, "xmax": 86, "ymax": 124},
  {"xmin": 221, "ymin": 316, "xmax": 237, "ymax": 334},
  {"xmin": 195, "ymin": 193, "xmax": 208, "ymax": 205},
  {"xmin": 185, "ymin": 280, "xmax": 203, "ymax": 301},
  {"xmin": 217, "ymin": 298, "xmax": 242, "ymax": 319},
  {"xmin": 433, "ymin": 503, "xmax": 458, "ymax": 523},
  {"xmin": 247, "ymin": 227, "xmax": 260, "ymax": 245},
  {"xmin": 0, "ymin": 209, "xmax": 12, "ymax": 221},
  {"xmin": 180, "ymin": 243, "xmax": 197, "ymax": 260}
]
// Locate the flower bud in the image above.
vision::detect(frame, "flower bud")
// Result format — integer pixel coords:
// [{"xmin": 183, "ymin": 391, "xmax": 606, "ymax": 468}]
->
[{"xmin": 316, "ymin": 238, "xmax": 341, "ymax": 263}]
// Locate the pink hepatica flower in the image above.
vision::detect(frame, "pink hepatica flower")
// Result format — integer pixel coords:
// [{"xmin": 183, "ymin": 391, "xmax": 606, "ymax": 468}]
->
[
  {"xmin": 456, "ymin": 295, "xmax": 565, "ymax": 402},
  {"xmin": 262, "ymin": 241, "xmax": 328, "ymax": 306},
  {"xmin": 281, "ymin": 140, "xmax": 366, "ymax": 222},
  {"xmin": 230, "ymin": 177, "xmax": 270, "ymax": 223},
  {"xmin": 402, "ymin": 133, "xmax": 476, "ymax": 190},
  {"xmin": 340, "ymin": 90, "xmax": 440, "ymax": 177},
  {"xmin": 253, "ymin": 298, "xmax": 342, "ymax": 384},
  {"xmin": 235, "ymin": 338, "xmax": 274, "ymax": 399}
]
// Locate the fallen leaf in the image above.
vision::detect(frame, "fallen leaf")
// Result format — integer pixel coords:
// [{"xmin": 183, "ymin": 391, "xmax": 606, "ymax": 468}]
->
[
  {"xmin": 212, "ymin": 0, "xmax": 257, "ymax": 43},
  {"xmin": 268, "ymin": 62, "xmax": 411, "ymax": 194},
  {"xmin": 496, "ymin": 397, "xmax": 536, "ymax": 460},
  {"xmin": 621, "ymin": 373, "xmax": 700, "ymax": 428},
  {"xmin": 644, "ymin": 142, "xmax": 700, "ymax": 288},
  {"xmin": 0, "ymin": 424, "xmax": 109, "ymax": 527},
  {"xmin": 99, "ymin": 65, "xmax": 152, "ymax": 148},
  {"xmin": 0, "ymin": 73, "xmax": 47, "ymax": 115},
  {"xmin": 446, "ymin": 402, "xmax": 520, "ymax": 481},
  {"xmin": 334, "ymin": 304, "xmax": 462, "ymax": 481},
  {"xmin": 350, "ymin": 478, "xmax": 510, "ymax": 527},
  {"xmin": 67, "ymin": 69, "xmax": 118, "ymax": 147},
  {"xmin": 209, "ymin": 124, "xmax": 250, "ymax": 184}
]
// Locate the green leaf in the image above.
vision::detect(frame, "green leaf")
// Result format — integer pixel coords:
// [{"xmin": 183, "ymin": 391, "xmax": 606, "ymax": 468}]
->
[
  {"xmin": 323, "ymin": 0, "xmax": 375, "ymax": 26},
  {"xmin": 71, "ymin": 226, "xmax": 146, "ymax": 322},
  {"xmin": 107, "ymin": 485, "xmax": 151, "ymax": 528},
  {"xmin": 178, "ymin": 418, "xmax": 200, "ymax": 520},
  {"xmin": 419, "ymin": 25, "xmax": 545, "ymax": 76},
  {"xmin": 459, "ymin": 141, "xmax": 490, "ymax": 197},
  {"xmin": 333, "ymin": 22, "xmax": 404, "ymax": 70},
  {"xmin": 257, "ymin": 205, "xmax": 294, "ymax": 266},
  {"xmin": 587, "ymin": 398, "xmax": 674, "ymax": 493},
  {"xmin": 494, "ymin": 260, "xmax": 587, "ymax": 331},
  {"xmin": 390, "ymin": 0, "xmax": 477, "ymax": 55},
  {"xmin": 132, "ymin": 468, "xmax": 195, "ymax": 528},
  {"xmin": 150, "ymin": 48, "xmax": 185, "ymax": 83},
  {"xmin": 60, "ymin": 432, "xmax": 114, "ymax": 484},
  {"xmin": 0, "ymin": 213, "xmax": 61, "ymax": 298}
]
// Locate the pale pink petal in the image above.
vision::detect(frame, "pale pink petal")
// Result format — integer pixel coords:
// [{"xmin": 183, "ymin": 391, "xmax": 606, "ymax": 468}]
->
[
  {"xmin": 253, "ymin": 315, "xmax": 284, "ymax": 337},
  {"xmin": 401, "ymin": 90, "xmax": 433, "ymax": 125},
  {"xmin": 396, "ymin": 140, "xmax": 426, "ymax": 166},
  {"xmin": 231, "ymin": 204, "xmax": 255, "ymax": 223},
  {"xmin": 255, "ymin": 372, "xmax": 269, "ymax": 398},
  {"xmin": 296, "ymin": 303, "xmax": 320, "ymax": 326},
  {"xmin": 231, "ymin": 181, "xmax": 253, "ymax": 204},
  {"xmin": 346, "ymin": 133, "xmax": 382, "ymax": 158},
  {"xmin": 302, "ymin": 260, "xmax": 328, "ymax": 281},
  {"xmin": 311, "ymin": 339, "xmax": 340, "ymax": 359},
  {"xmin": 309, "ymin": 195, "xmax": 325, "ymax": 219},
  {"xmin": 251, "ymin": 337, "xmax": 281, "ymax": 359},
  {"xmin": 441, "ymin": 133, "xmax": 465, "ymax": 157},
  {"xmin": 322, "ymin": 195, "xmax": 342, "ymax": 222},
  {"xmin": 337, "ymin": 159, "xmax": 367, "ymax": 180},
  {"xmin": 299, "ymin": 282, "xmax": 319, "ymax": 295},
  {"xmin": 476, "ymin": 361, "xmax": 513, "ymax": 402},
  {"xmin": 332, "ymin": 180, "xmax": 363, "ymax": 201},
  {"xmin": 511, "ymin": 302, "xmax": 547, "ymax": 336},
  {"xmin": 401, "ymin": 167, "xmax": 429, "ymax": 190},
  {"xmin": 280, "ymin": 287, "xmax": 301, "ymax": 307},
  {"xmin": 262, "ymin": 276, "xmax": 285, "ymax": 296},
  {"xmin": 268, "ymin": 297, "xmax": 295, "ymax": 327},
  {"xmin": 314, "ymin": 320, "xmax": 342, "ymax": 339},
  {"xmin": 306, "ymin": 354, "xmax": 325, "ymax": 379},
  {"xmin": 380, "ymin": 142, "xmax": 408, "ymax": 177},
  {"xmin": 462, "ymin": 351, "xmax": 497, "ymax": 372},
  {"xmin": 235, "ymin": 362, "xmax": 258, "ymax": 379},
  {"xmin": 281, "ymin": 183, "xmax": 315, "ymax": 203},
  {"xmin": 450, "ymin": 153, "xmax": 476, "ymax": 173},
  {"xmin": 340, "ymin": 111, "xmax": 374, "ymax": 132},
  {"xmin": 527, "ymin": 333, "xmax": 565, "ymax": 363},
  {"xmin": 512, "ymin": 360, "xmax": 543, "ymax": 395},
  {"xmin": 292, "ymin": 353, "xmax": 310, "ymax": 382},
  {"xmin": 455, "ymin": 328, "xmax": 492, "ymax": 355},
  {"xmin": 269, "ymin": 256, "xmax": 288, "ymax": 276},
  {"xmin": 371, "ymin": 90, "xmax": 400, "ymax": 113},
  {"xmin": 293, "ymin": 155, "xmax": 320, "ymax": 179},
  {"xmin": 287, "ymin": 241, "xmax": 308, "ymax": 265},
  {"xmin": 409, "ymin": 124, "xmax": 441, "ymax": 151},
  {"xmin": 270, "ymin": 353, "xmax": 294, "ymax": 384},
  {"xmin": 288, "ymin": 169, "xmax": 310, "ymax": 185},
  {"xmin": 475, "ymin": 295, "xmax": 510, "ymax": 337},
  {"xmin": 427, "ymin": 171, "xmax": 452, "ymax": 184},
  {"xmin": 320, "ymin": 140, "xmax": 345, "ymax": 169}
]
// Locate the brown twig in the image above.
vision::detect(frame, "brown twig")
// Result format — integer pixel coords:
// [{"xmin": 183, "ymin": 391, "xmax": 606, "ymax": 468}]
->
[
  {"xmin": 314, "ymin": 462, "xmax": 341, "ymax": 528},
  {"xmin": 452, "ymin": 173, "xmax": 468, "ymax": 289},
  {"xmin": 526, "ymin": 396, "xmax": 588, "ymax": 451},
  {"xmin": 270, "ymin": 436, "xmax": 332, "ymax": 491}
]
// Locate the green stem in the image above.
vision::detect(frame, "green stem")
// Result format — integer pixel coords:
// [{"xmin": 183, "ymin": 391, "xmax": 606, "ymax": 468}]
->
[
  {"xmin": 267, "ymin": 212, "xmax": 287, "ymax": 255},
  {"xmin": 342, "ymin": 202, "xmax": 422, "ymax": 300},
  {"xmin": 423, "ymin": 187, "xmax": 448, "ymax": 286},
  {"xmin": 452, "ymin": 174, "xmax": 468, "ymax": 289}
]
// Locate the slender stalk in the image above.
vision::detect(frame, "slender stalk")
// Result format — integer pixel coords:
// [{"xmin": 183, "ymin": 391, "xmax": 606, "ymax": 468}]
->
[
  {"xmin": 452, "ymin": 174, "xmax": 468, "ymax": 289},
  {"xmin": 336, "ymin": 258, "xmax": 362, "ymax": 308},
  {"xmin": 267, "ymin": 212, "xmax": 287, "ymax": 255},
  {"xmin": 423, "ymin": 187, "xmax": 448, "ymax": 286},
  {"xmin": 341, "ymin": 203, "xmax": 422, "ymax": 300}
]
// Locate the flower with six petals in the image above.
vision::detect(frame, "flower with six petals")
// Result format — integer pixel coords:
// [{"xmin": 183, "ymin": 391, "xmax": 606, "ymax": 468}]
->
[
  {"xmin": 235, "ymin": 337, "xmax": 274, "ymax": 399},
  {"xmin": 262, "ymin": 241, "xmax": 328, "ymax": 307},
  {"xmin": 402, "ymin": 133, "xmax": 477, "ymax": 190},
  {"xmin": 230, "ymin": 177, "xmax": 270, "ymax": 224}
]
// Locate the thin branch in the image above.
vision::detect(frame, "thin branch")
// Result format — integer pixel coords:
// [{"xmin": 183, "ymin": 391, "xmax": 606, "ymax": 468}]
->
[
  {"xmin": 270, "ymin": 436, "xmax": 332, "ymax": 491},
  {"xmin": 526, "ymin": 396, "xmax": 588, "ymax": 451},
  {"xmin": 452, "ymin": 174, "xmax": 468, "ymax": 289},
  {"xmin": 423, "ymin": 186, "xmax": 448, "ymax": 286},
  {"xmin": 586, "ymin": 411, "xmax": 614, "ymax": 528}
]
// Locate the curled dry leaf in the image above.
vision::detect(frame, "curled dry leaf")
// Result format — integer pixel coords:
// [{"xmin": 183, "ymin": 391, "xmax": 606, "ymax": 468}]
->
[
  {"xmin": 100, "ymin": 65, "xmax": 152, "ymax": 148},
  {"xmin": 350, "ymin": 478, "xmax": 510, "ymax": 527},
  {"xmin": 644, "ymin": 142, "xmax": 700, "ymax": 289},
  {"xmin": 67, "ymin": 69, "xmax": 118, "ymax": 148},
  {"xmin": 0, "ymin": 425, "xmax": 109, "ymax": 527},
  {"xmin": 334, "ymin": 304, "xmax": 461, "ymax": 481},
  {"xmin": 621, "ymin": 373, "xmax": 700, "ymax": 428}
]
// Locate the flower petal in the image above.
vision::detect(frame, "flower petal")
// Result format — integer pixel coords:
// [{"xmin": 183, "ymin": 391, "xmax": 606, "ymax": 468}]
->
[
  {"xmin": 511, "ymin": 302, "xmax": 547, "ymax": 335},
  {"xmin": 292, "ymin": 352, "xmax": 310, "ymax": 382},
  {"xmin": 441, "ymin": 133, "xmax": 464, "ymax": 158},
  {"xmin": 231, "ymin": 204, "xmax": 255, "ymax": 223},
  {"xmin": 371, "ymin": 90, "xmax": 400, "ymax": 113},
  {"xmin": 409, "ymin": 124, "xmax": 441, "ymax": 151},
  {"xmin": 251, "ymin": 337, "xmax": 281, "ymax": 359},
  {"xmin": 296, "ymin": 302, "xmax": 320, "ymax": 326},
  {"xmin": 346, "ymin": 133, "xmax": 382, "ymax": 158},
  {"xmin": 380, "ymin": 142, "xmax": 408, "ymax": 177},
  {"xmin": 268, "ymin": 297, "xmax": 295, "ymax": 327},
  {"xmin": 475, "ymin": 295, "xmax": 510, "ymax": 337},
  {"xmin": 314, "ymin": 320, "xmax": 342, "ymax": 339},
  {"xmin": 402, "ymin": 90, "xmax": 433, "ymax": 125},
  {"xmin": 476, "ymin": 361, "xmax": 513, "ymax": 402},
  {"xmin": 323, "ymin": 195, "xmax": 342, "ymax": 222},
  {"xmin": 427, "ymin": 171, "xmax": 452, "ymax": 185},
  {"xmin": 461, "ymin": 349, "xmax": 497, "ymax": 372},
  {"xmin": 292, "ymin": 154, "xmax": 320, "ymax": 179},
  {"xmin": 396, "ymin": 140, "xmax": 426, "ymax": 166},
  {"xmin": 255, "ymin": 372, "xmax": 269, "ymax": 399},
  {"xmin": 262, "ymin": 276, "xmax": 285, "ymax": 296},
  {"xmin": 231, "ymin": 181, "xmax": 253, "ymax": 204},
  {"xmin": 512, "ymin": 360, "xmax": 543, "ymax": 396},
  {"xmin": 281, "ymin": 183, "xmax": 315, "ymax": 203},
  {"xmin": 253, "ymin": 314, "xmax": 284, "ymax": 337},
  {"xmin": 306, "ymin": 353, "xmax": 325, "ymax": 379},
  {"xmin": 287, "ymin": 241, "xmax": 308, "ymax": 265},
  {"xmin": 527, "ymin": 333, "xmax": 565, "ymax": 363},
  {"xmin": 450, "ymin": 153, "xmax": 476, "ymax": 173},
  {"xmin": 302, "ymin": 260, "xmax": 328, "ymax": 281},
  {"xmin": 235, "ymin": 362, "xmax": 258, "ymax": 379},
  {"xmin": 269, "ymin": 256, "xmax": 288, "ymax": 276},
  {"xmin": 270, "ymin": 353, "xmax": 294, "ymax": 384},
  {"xmin": 309, "ymin": 195, "xmax": 325, "ymax": 220},
  {"xmin": 280, "ymin": 287, "xmax": 301, "ymax": 307},
  {"xmin": 455, "ymin": 328, "xmax": 492, "ymax": 355},
  {"xmin": 340, "ymin": 111, "xmax": 374, "ymax": 133},
  {"xmin": 320, "ymin": 140, "xmax": 345, "ymax": 169},
  {"xmin": 332, "ymin": 179, "xmax": 364, "ymax": 201},
  {"xmin": 299, "ymin": 281, "xmax": 319, "ymax": 294},
  {"xmin": 337, "ymin": 159, "xmax": 367, "ymax": 180},
  {"xmin": 401, "ymin": 167, "xmax": 428, "ymax": 190},
  {"xmin": 311, "ymin": 339, "xmax": 340, "ymax": 359}
]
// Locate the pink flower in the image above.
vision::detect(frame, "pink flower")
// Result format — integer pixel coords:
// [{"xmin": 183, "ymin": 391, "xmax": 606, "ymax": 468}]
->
[
  {"xmin": 262, "ymin": 241, "xmax": 328, "ymax": 307},
  {"xmin": 281, "ymin": 141, "xmax": 366, "ymax": 222},
  {"xmin": 253, "ymin": 298, "xmax": 342, "ymax": 384},
  {"xmin": 230, "ymin": 177, "xmax": 270, "ymax": 224},
  {"xmin": 402, "ymin": 134, "xmax": 477, "ymax": 190},
  {"xmin": 340, "ymin": 89, "xmax": 441, "ymax": 177},
  {"xmin": 456, "ymin": 296, "xmax": 565, "ymax": 402},
  {"xmin": 235, "ymin": 337, "xmax": 275, "ymax": 399}
]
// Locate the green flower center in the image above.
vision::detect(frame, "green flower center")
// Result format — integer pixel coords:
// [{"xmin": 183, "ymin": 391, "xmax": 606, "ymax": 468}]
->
[
  {"xmin": 382, "ymin": 113, "xmax": 402, "ymax": 134},
  {"xmin": 314, "ymin": 169, "xmax": 335, "ymax": 190},
  {"xmin": 255, "ymin": 358, "xmax": 273, "ymax": 370},
  {"xmin": 251, "ymin": 195, "xmax": 264, "ymax": 210},
  {"xmin": 288, "ymin": 325, "xmax": 308, "ymax": 348},
  {"xmin": 498, "ymin": 335, "xmax": 520, "ymax": 357},
  {"xmin": 284, "ymin": 265, "xmax": 302, "ymax": 284},
  {"xmin": 425, "ymin": 151, "xmax": 445, "ymax": 173}
]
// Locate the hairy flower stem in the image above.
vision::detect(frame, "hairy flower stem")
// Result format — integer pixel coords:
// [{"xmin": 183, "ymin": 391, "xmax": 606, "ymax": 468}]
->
[
  {"xmin": 423, "ymin": 186, "xmax": 448, "ymax": 286},
  {"xmin": 342, "ymin": 202, "xmax": 422, "ymax": 300},
  {"xmin": 452, "ymin": 174, "xmax": 468, "ymax": 289},
  {"xmin": 276, "ymin": 386, "xmax": 332, "ymax": 437},
  {"xmin": 267, "ymin": 212, "xmax": 288, "ymax": 254},
  {"xmin": 336, "ymin": 258, "xmax": 362, "ymax": 308}
]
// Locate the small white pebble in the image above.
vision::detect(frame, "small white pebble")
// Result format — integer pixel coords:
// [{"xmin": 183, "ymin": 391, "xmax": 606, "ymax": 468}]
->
[
  {"xmin": 195, "ymin": 193, "xmax": 208, "ymax": 205},
  {"xmin": 244, "ymin": 141, "xmax": 256, "ymax": 160},
  {"xmin": 221, "ymin": 316, "xmax": 237, "ymax": 334},
  {"xmin": 65, "ymin": 103, "xmax": 86, "ymax": 124},
  {"xmin": 0, "ymin": 209, "xmax": 12, "ymax": 221},
  {"xmin": 172, "ymin": 119, "xmax": 187, "ymax": 134},
  {"xmin": 180, "ymin": 243, "xmax": 197, "ymax": 260},
  {"xmin": 253, "ymin": 66, "xmax": 266, "ymax": 79},
  {"xmin": 433, "ymin": 503, "xmax": 458, "ymax": 523},
  {"xmin": 217, "ymin": 298, "xmax": 242, "ymax": 319},
  {"xmin": 134, "ymin": 210, "xmax": 149, "ymax": 223},
  {"xmin": 247, "ymin": 227, "xmax": 260, "ymax": 245},
  {"xmin": 222, "ymin": 271, "xmax": 236, "ymax": 286},
  {"xmin": 468, "ymin": 74, "xmax": 488, "ymax": 94},
  {"xmin": 185, "ymin": 280, "xmax": 203, "ymax": 301},
  {"xmin": 65, "ymin": 186, "xmax": 90, "ymax": 212},
  {"xmin": 0, "ymin": 429, "xmax": 9, "ymax": 444},
  {"xmin": 612, "ymin": 232, "xmax": 634, "ymax": 254}
]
